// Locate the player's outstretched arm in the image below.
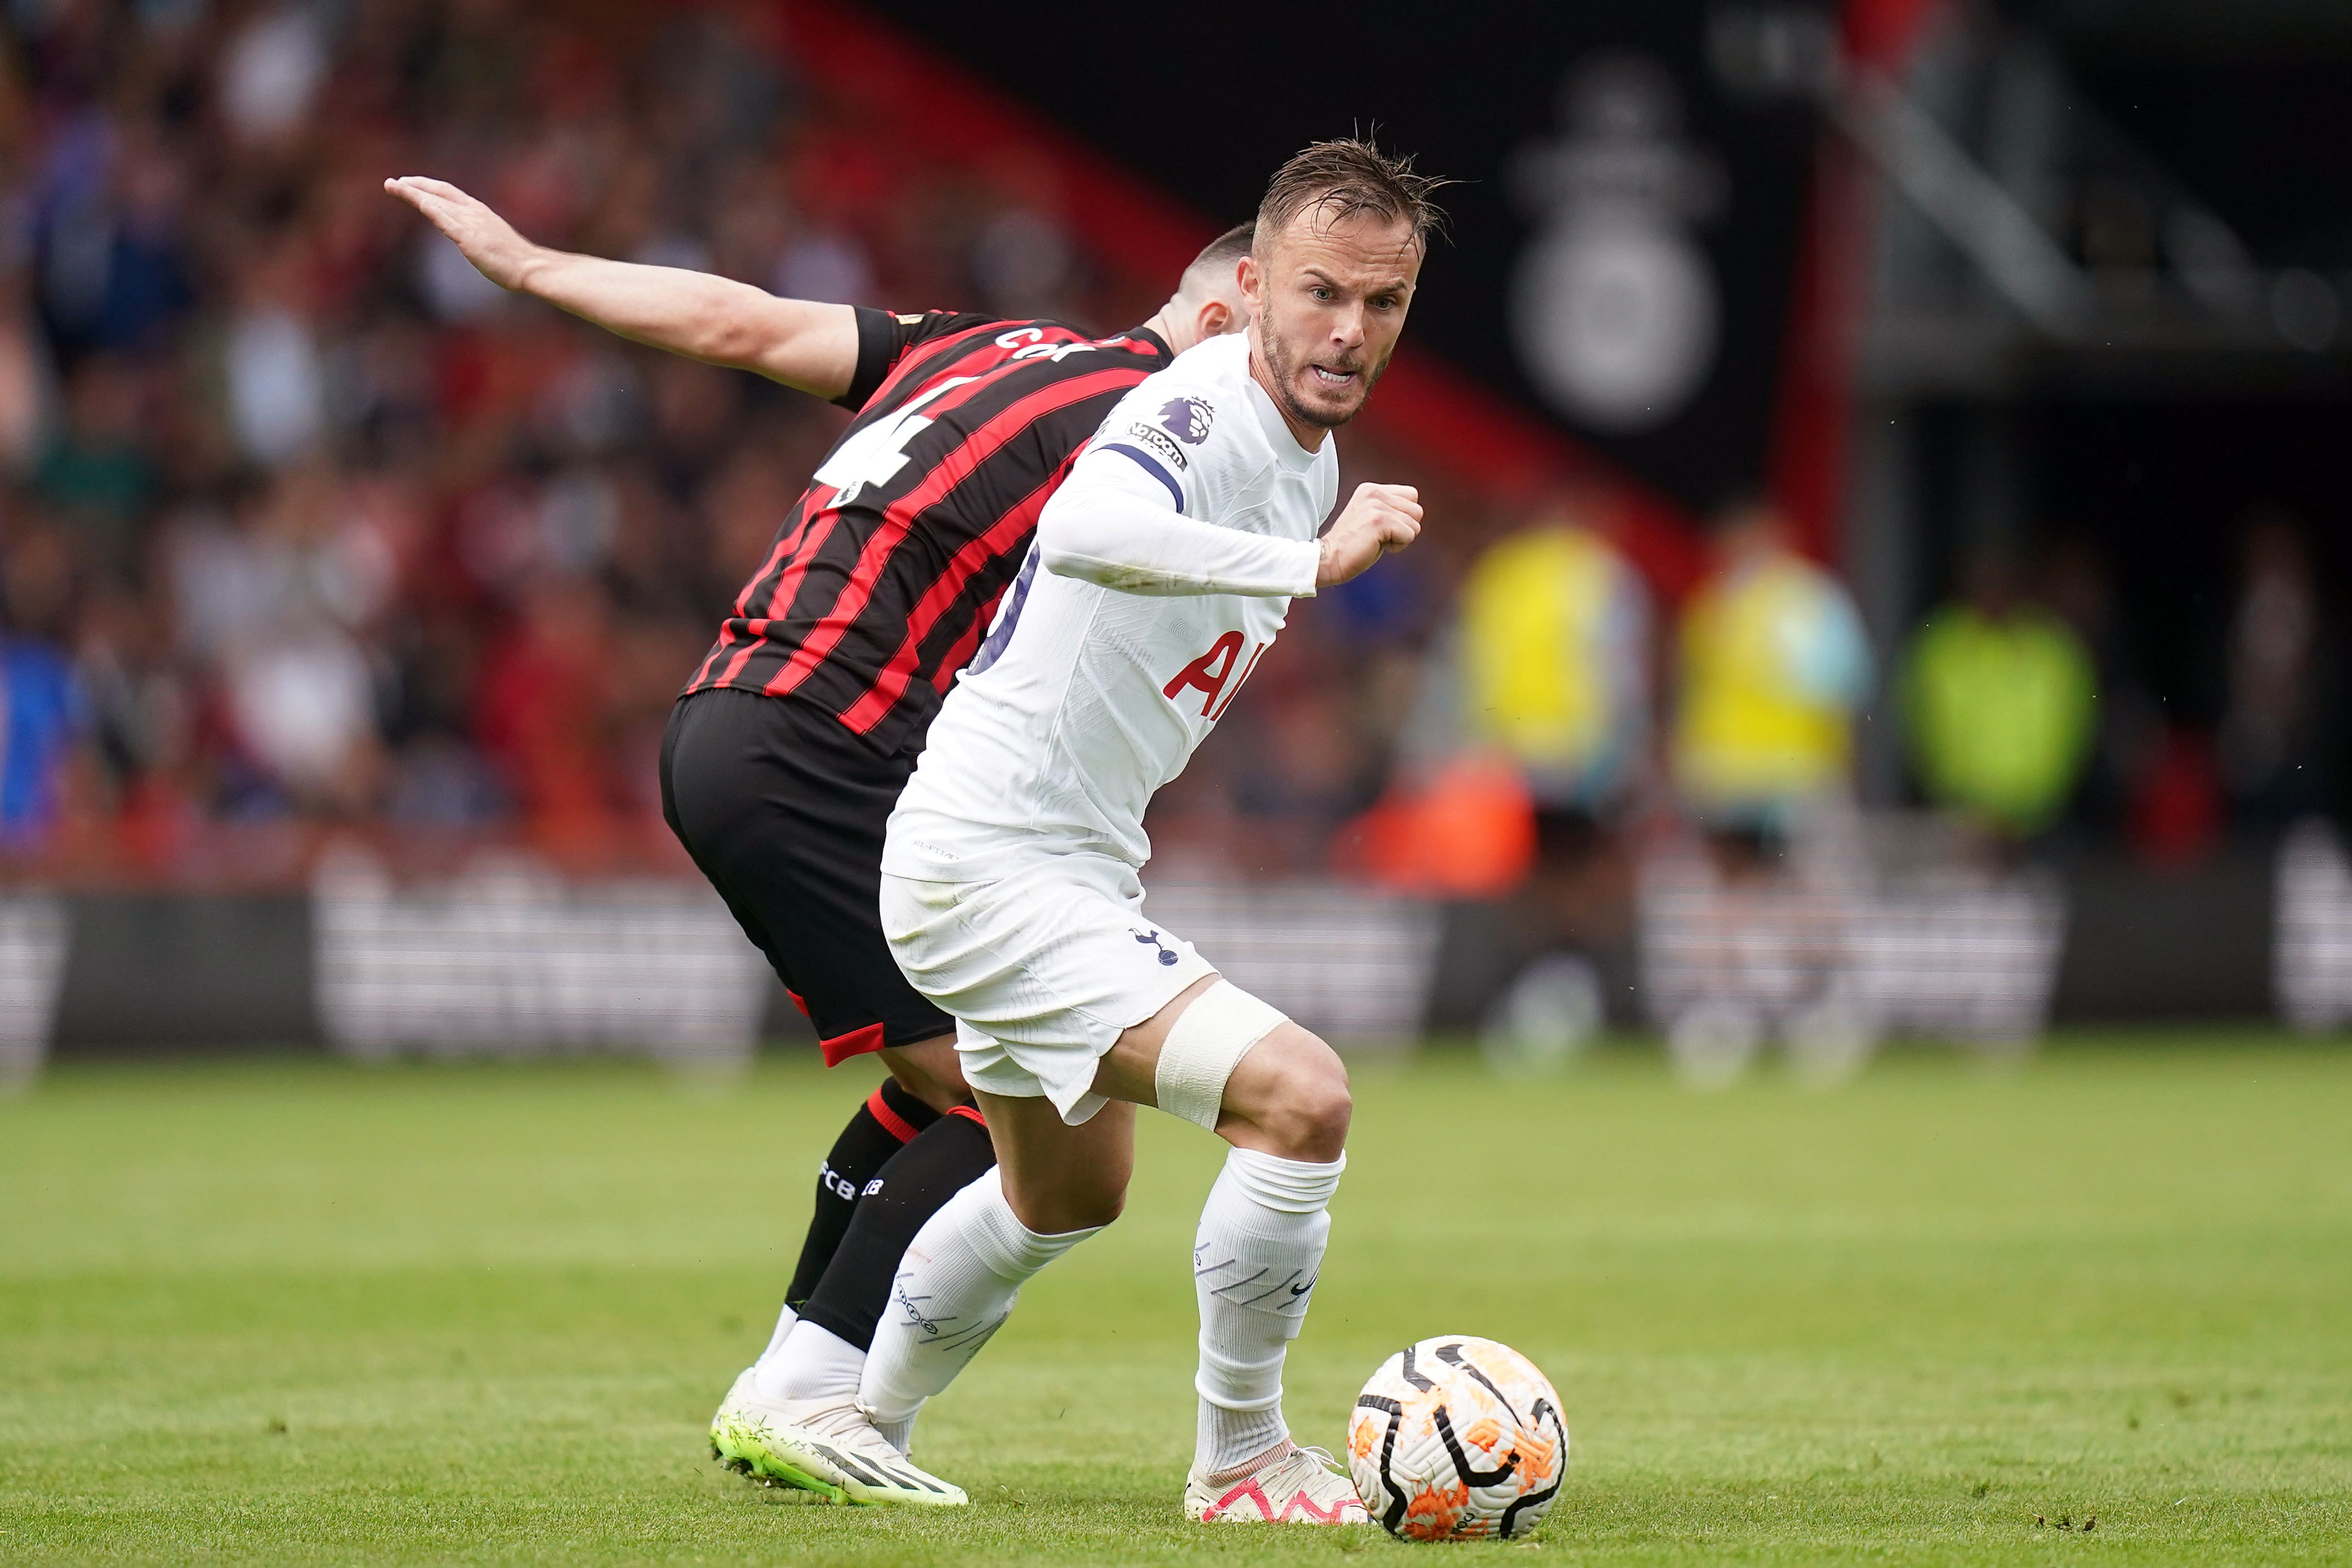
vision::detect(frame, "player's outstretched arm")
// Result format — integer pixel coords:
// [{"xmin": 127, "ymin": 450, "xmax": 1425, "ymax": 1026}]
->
[{"xmin": 382, "ymin": 176, "xmax": 860, "ymax": 400}]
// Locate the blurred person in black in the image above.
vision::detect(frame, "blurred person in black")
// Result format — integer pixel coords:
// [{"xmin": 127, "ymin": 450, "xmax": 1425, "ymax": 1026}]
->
[
  {"xmin": 2218, "ymin": 508, "xmax": 2341, "ymax": 829},
  {"xmin": 386, "ymin": 173, "xmax": 1252, "ymax": 1498}
]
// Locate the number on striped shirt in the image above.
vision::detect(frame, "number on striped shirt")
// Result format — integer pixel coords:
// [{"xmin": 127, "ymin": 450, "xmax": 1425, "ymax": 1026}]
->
[{"xmin": 815, "ymin": 376, "xmax": 978, "ymax": 506}]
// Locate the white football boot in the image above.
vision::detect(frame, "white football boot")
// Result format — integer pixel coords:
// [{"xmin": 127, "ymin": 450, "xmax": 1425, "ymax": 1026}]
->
[
  {"xmin": 1185, "ymin": 1442, "xmax": 1371, "ymax": 1524},
  {"xmin": 708, "ymin": 1368, "xmax": 967, "ymax": 1507}
]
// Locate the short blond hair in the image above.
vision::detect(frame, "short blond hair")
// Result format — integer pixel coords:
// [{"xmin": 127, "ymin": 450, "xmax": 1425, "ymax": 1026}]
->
[{"xmin": 1255, "ymin": 139, "xmax": 1451, "ymax": 253}]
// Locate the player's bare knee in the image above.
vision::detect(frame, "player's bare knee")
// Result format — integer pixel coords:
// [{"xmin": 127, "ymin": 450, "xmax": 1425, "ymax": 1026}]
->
[
  {"xmin": 1262, "ymin": 1043, "xmax": 1350, "ymax": 1161},
  {"xmin": 1223, "ymin": 1027, "xmax": 1348, "ymax": 1160}
]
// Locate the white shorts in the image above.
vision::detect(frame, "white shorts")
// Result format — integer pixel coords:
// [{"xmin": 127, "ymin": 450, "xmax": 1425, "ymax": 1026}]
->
[{"xmin": 880, "ymin": 855, "xmax": 1215, "ymax": 1125}]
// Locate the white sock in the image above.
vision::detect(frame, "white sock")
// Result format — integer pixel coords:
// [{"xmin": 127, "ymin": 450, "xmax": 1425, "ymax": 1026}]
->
[
  {"xmin": 1191, "ymin": 1146, "xmax": 1345, "ymax": 1480},
  {"xmin": 755, "ymin": 1302, "xmax": 797, "ymax": 1365},
  {"xmin": 752, "ymin": 1320, "xmax": 865, "ymax": 1403},
  {"xmin": 858, "ymin": 1170, "xmax": 1100, "ymax": 1425}
]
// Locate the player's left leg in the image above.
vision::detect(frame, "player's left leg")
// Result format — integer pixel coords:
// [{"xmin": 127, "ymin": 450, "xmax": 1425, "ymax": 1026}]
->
[
  {"xmin": 758, "ymin": 1095, "xmax": 997, "ymax": 1423},
  {"xmin": 855, "ymin": 1095, "xmax": 1135, "ymax": 1426},
  {"xmin": 756, "ymin": 1069, "xmax": 941, "ymax": 1370},
  {"xmin": 760, "ymin": 1034, "xmax": 967, "ymax": 1381},
  {"xmin": 710, "ymin": 1046, "xmax": 991, "ymax": 1507},
  {"xmin": 723, "ymin": 1096, "xmax": 1120, "ymax": 1507}
]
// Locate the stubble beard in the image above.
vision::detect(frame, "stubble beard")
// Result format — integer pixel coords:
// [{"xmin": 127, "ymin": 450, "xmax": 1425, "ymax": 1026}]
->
[{"xmin": 1260, "ymin": 306, "xmax": 1386, "ymax": 434}]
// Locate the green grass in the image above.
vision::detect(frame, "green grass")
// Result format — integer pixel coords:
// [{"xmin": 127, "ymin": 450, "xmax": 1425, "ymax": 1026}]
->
[{"xmin": 3, "ymin": 1037, "xmax": 2348, "ymax": 1565}]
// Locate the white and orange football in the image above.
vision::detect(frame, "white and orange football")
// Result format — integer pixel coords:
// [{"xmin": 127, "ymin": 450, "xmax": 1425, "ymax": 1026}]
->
[{"xmin": 1346, "ymin": 1335, "xmax": 1569, "ymax": 1540}]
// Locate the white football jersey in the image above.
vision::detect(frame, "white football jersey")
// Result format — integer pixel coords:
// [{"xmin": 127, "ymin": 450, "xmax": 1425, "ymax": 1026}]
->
[{"xmin": 884, "ymin": 329, "xmax": 1338, "ymax": 877}]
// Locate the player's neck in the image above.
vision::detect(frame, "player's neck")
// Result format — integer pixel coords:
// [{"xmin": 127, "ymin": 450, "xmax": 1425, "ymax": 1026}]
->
[{"xmin": 1141, "ymin": 302, "xmax": 1188, "ymax": 355}]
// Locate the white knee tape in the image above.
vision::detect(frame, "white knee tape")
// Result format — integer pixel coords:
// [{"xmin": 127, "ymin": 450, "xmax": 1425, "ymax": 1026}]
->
[{"xmin": 1154, "ymin": 981, "xmax": 1287, "ymax": 1131}]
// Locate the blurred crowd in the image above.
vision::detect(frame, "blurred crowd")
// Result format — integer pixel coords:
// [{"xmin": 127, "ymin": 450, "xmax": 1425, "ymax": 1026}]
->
[
  {"xmin": 0, "ymin": 0, "xmax": 1171, "ymax": 880},
  {"xmin": 0, "ymin": 2, "xmax": 2340, "ymax": 902}
]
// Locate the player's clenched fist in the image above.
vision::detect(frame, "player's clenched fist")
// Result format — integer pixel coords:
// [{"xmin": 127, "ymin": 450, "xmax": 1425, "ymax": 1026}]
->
[
  {"xmin": 1316, "ymin": 483, "xmax": 1422, "ymax": 588},
  {"xmin": 383, "ymin": 176, "xmax": 542, "ymax": 292}
]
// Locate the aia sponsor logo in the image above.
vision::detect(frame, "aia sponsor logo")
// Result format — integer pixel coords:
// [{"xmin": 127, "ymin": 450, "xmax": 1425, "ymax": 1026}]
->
[{"xmin": 1163, "ymin": 630, "xmax": 1268, "ymax": 719}]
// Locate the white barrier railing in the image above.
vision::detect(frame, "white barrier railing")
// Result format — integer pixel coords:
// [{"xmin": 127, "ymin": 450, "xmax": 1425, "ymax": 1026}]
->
[
  {"xmin": 0, "ymin": 894, "xmax": 71, "ymax": 1087},
  {"xmin": 2277, "ymin": 819, "xmax": 2352, "ymax": 1033},
  {"xmin": 1637, "ymin": 815, "xmax": 2069, "ymax": 1085},
  {"xmin": 311, "ymin": 849, "xmax": 774, "ymax": 1070}
]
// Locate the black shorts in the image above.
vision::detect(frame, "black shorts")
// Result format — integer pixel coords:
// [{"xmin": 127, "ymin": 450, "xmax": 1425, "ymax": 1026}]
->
[{"xmin": 659, "ymin": 688, "xmax": 954, "ymax": 1064}]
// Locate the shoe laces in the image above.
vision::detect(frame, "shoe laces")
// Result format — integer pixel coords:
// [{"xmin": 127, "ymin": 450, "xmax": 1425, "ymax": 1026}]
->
[
  {"xmin": 789, "ymin": 1397, "xmax": 890, "ymax": 1448},
  {"xmin": 1266, "ymin": 1443, "xmax": 1353, "ymax": 1493}
]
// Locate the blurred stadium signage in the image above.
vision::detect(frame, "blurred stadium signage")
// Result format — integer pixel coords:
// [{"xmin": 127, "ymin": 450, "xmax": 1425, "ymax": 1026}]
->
[
  {"xmin": 311, "ymin": 850, "xmax": 775, "ymax": 1071},
  {"xmin": 851, "ymin": 0, "xmax": 1827, "ymax": 513},
  {"xmin": 1507, "ymin": 52, "xmax": 1728, "ymax": 436}
]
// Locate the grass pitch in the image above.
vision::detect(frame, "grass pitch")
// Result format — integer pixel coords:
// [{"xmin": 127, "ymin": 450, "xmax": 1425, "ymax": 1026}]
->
[{"xmin": 3, "ymin": 1037, "xmax": 2348, "ymax": 1566}]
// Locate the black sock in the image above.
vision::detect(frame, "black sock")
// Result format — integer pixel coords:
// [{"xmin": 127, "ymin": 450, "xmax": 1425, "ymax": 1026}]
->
[
  {"xmin": 796, "ymin": 1108, "xmax": 998, "ymax": 1352},
  {"xmin": 784, "ymin": 1078, "xmax": 940, "ymax": 1311}
]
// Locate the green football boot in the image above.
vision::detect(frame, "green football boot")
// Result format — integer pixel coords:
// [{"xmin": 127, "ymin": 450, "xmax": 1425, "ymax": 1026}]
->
[{"xmin": 709, "ymin": 1368, "xmax": 967, "ymax": 1507}]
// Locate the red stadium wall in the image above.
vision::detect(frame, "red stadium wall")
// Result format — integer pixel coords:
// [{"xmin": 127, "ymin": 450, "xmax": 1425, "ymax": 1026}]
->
[{"xmin": 1768, "ymin": 0, "xmax": 1945, "ymax": 560}]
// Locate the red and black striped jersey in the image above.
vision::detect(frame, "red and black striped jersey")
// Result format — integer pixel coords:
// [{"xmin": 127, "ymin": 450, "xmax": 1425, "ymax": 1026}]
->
[{"xmin": 682, "ymin": 307, "xmax": 1173, "ymax": 752}]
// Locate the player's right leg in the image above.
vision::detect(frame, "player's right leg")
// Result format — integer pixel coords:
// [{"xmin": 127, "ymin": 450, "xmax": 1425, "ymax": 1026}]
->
[
  {"xmin": 854, "ymin": 990, "xmax": 1363, "ymax": 1522},
  {"xmin": 855, "ymin": 1093, "xmax": 1136, "ymax": 1423}
]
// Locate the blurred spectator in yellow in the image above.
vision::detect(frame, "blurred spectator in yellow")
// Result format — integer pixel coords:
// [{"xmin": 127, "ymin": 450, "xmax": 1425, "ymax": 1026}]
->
[
  {"xmin": 1672, "ymin": 496, "xmax": 1871, "ymax": 846},
  {"xmin": 1358, "ymin": 488, "xmax": 1651, "ymax": 899},
  {"xmin": 1456, "ymin": 489, "xmax": 1652, "ymax": 828},
  {"xmin": 1901, "ymin": 551, "xmax": 2096, "ymax": 842},
  {"xmin": 1648, "ymin": 499, "xmax": 1876, "ymax": 1087},
  {"xmin": 1348, "ymin": 489, "xmax": 1654, "ymax": 1061}
]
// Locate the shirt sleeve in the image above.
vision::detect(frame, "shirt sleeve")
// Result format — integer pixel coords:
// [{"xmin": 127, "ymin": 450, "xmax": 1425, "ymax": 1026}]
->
[
  {"xmin": 1038, "ymin": 443, "xmax": 1320, "ymax": 598},
  {"xmin": 836, "ymin": 307, "xmax": 999, "ymax": 411}
]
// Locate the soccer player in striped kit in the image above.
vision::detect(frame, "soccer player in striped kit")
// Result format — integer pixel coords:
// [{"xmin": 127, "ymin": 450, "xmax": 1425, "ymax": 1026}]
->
[{"xmin": 385, "ymin": 175, "xmax": 1252, "ymax": 1506}]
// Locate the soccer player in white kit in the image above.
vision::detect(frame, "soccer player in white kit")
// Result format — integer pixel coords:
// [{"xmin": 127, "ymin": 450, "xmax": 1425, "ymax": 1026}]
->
[{"xmin": 765, "ymin": 141, "xmax": 1447, "ymax": 1521}]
